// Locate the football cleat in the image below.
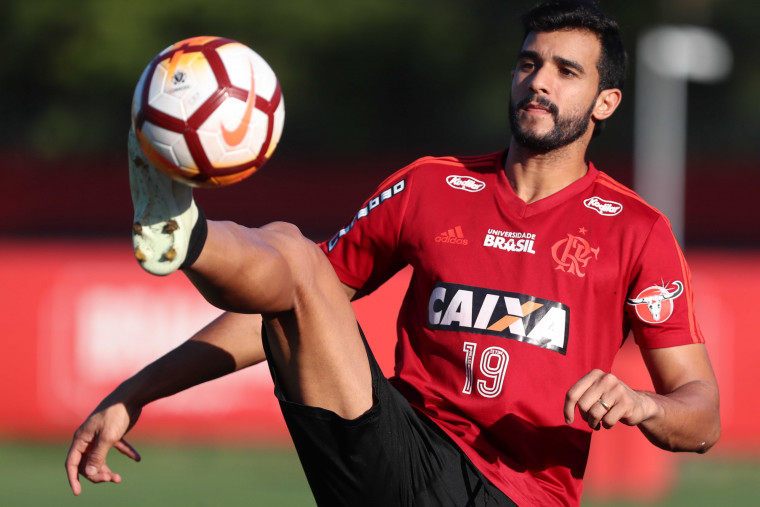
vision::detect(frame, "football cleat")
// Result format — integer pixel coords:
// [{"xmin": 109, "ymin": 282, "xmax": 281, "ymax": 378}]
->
[{"xmin": 128, "ymin": 128, "xmax": 198, "ymax": 276}]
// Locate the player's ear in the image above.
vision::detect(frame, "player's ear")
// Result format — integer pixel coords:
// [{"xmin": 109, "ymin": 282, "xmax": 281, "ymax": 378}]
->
[{"xmin": 592, "ymin": 88, "xmax": 622, "ymax": 122}]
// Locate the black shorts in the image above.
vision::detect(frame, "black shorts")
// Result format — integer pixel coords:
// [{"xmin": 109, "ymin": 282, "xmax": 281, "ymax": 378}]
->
[{"xmin": 262, "ymin": 325, "xmax": 518, "ymax": 507}]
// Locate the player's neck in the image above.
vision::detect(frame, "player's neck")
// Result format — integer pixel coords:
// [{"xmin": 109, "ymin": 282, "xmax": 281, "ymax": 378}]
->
[{"xmin": 503, "ymin": 139, "xmax": 590, "ymax": 204}]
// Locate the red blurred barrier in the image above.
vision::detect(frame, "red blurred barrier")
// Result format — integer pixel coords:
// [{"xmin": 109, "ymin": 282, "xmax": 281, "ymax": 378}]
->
[
  {"xmin": 0, "ymin": 242, "xmax": 756, "ymax": 499},
  {"xmin": 0, "ymin": 240, "xmax": 406, "ymax": 443},
  {"xmin": 1, "ymin": 154, "xmax": 758, "ymax": 246}
]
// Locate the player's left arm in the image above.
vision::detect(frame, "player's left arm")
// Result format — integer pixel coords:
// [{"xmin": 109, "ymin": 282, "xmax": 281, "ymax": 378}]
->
[{"xmin": 564, "ymin": 343, "xmax": 720, "ymax": 452}]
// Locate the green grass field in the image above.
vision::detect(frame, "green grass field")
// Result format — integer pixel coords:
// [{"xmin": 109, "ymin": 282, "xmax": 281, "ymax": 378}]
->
[{"xmin": 2, "ymin": 440, "xmax": 759, "ymax": 506}]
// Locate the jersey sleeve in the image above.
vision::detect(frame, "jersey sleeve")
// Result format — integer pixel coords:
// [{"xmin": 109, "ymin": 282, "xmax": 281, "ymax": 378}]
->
[
  {"xmin": 318, "ymin": 166, "xmax": 413, "ymax": 294},
  {"xmin": 625, "ymin": 214, "xmax": 705, "ymax": 348}
]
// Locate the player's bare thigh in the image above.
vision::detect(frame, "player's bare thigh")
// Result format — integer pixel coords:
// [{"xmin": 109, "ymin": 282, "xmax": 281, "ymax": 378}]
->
[{"xmin": 190, "ymin": 220, "xmax": 374, "ymax": 420}]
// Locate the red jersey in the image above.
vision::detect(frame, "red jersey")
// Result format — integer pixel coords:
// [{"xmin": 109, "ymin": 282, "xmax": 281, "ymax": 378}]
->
[{"xmin": 319, "ymin": 152, "xmax": 704, "ymax": 506}]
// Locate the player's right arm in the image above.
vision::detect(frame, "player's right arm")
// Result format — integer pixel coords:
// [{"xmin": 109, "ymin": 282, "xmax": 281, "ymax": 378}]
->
[
  {"xmin": 65, "ymin": 280, "xmax": 359, "ymax": 495},
  {"xmin": 65, "ymin": 310, "xmax": 265, "ymax": 495}
]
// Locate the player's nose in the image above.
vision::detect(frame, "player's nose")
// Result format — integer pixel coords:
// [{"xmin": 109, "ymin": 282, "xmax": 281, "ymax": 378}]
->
[{"xmin": 527, "ymin": 66, "xmax": 552, "ymax": 95}]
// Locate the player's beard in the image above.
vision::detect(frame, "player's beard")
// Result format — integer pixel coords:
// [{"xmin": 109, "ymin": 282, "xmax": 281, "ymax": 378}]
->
[{"xmin": 508, "ymin": 94, "xmax": 596, "ymax": 153}]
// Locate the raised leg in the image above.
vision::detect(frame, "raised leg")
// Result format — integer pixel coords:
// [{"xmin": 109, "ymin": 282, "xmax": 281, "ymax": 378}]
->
[{"xmin": 128, "ymin": 130, "xmax": 373, "ymax": 419}]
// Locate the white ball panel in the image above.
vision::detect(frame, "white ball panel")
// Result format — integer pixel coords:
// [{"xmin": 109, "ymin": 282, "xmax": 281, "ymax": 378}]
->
[
  {"xmin": 216, "ymin": 44, "xmax": 277, "ymax": 100},
  {"xmin": 197, "ymin": 109, "xmax": 270, "ymax": 168},
  {"xmin": 141, "ymin": 122, "xmax": 196, "ymax": 171},
  {"xmin": 245, "ymin": 109, "xmax": 269, "ymax": 155},
  {"xmin": 270, "ymin": 99, "xmax": 285, "ymax": 151},
  {"xmin": 171, "ymin": 136, "xmax": 196, "ymax": 172},
  {"xmin": 213, "ymin": 96, "xmax": 248, "ymax": 138},
  {"xmin": 216, "ymin": 151, "xmax": 255, "ymax": 167},
  {"xmin": 148, "ymin": 53, "xmax": 218, "ymax": 121},
  {"xmin": 196, "ymin": 128, "xmax": 227, "ymax": 165}
]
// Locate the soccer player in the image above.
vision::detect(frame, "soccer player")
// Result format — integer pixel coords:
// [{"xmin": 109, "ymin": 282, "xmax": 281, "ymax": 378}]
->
[{"xmin": 66, "ymin": 1, "xmax": 720, "ymax": 505}]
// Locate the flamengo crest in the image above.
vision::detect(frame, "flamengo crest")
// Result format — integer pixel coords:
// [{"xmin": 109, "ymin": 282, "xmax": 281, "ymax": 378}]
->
[{"xmin": 551, "ymin": 233, "xmax": 599, "ymax": 277}]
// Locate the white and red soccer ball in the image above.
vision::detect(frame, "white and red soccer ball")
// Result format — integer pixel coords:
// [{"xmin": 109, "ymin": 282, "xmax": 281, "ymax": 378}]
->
[{"xmin": 131, "ymin": 36, "xmax": 284, "ymax": 187}]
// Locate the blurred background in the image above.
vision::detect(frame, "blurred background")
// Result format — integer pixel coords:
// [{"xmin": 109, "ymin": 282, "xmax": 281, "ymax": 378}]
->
[{"xmin": 1, "ymin": 0, "xmax": 758, "ymax": 505}]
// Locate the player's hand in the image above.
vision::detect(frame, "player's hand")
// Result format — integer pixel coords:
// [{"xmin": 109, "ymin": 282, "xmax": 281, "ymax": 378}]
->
[
  {"xmin": 564, "ymin": 369, "xmax": 657, "ymax": 430},
  {"xmin": 65, "ymin": 401, "xmax": 142, "ymax": 495}
]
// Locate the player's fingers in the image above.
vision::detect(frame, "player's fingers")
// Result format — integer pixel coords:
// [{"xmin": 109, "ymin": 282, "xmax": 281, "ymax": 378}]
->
[
  {"xmin": 585, "ymin": 396, "xmax": 614, "ymax": 429},
  {"xmin": 81, "ymin": 464, "xmax": 121, "ymax": 485},
  {"xmin": 92, "ymin": 463, "xmax": 122, "ymax": 484},
  {"xmin": 600, "ymin": 402, "xmax": 626, "ymax": 429},
  {"xmin": 587, "ymin": 383, "xmax": 631, "ymax": 429},
  {"xmin": 113, "ymin": 438, "xmax": 141, "ymax": 462},
  {"xmin": 564, "ymin": 380, "xmax": 594, "ymax": 423},
  {"xmin": 66, "ymin": 430, "xmax": 94, "ymax": 495},
  {"xmin": 575, "ymin": 393, "xmax": 603, "ymax": 429},
  {"xmin": 600, "ymin": 385, "xmax": 644, "ymax": 429},
  {"xmin": 576, "ymin": 381, "xmax": 619, "ymax": 428},
  {"xmin": 68, "ymin": 472, "xmax": 82, "ymax": 496},
  {"xmin": 65, "ymin": 445, "xmax": 85, "ymax": 495},
  {"xmin": 578, "ymin": 372, "xmax": 627, "ymax": 427},
  {"xmin": 82, "ymin": 435, "xmax": 114, "ymax": 480},
  {"xmin": 564, "ymin": 369, "xmax": 605, "ymax": 423}
]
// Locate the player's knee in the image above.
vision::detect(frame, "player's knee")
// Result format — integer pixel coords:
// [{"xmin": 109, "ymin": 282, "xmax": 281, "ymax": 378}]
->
[
  {"xmin": 262, "ymin": 222, "xmax": 329, "ymax": 278},
  {"xmin": 261, "ymin": 221, "xmax": 304, "ymax": 239},
  {"xmin": 299, "ymin": 237, "xmax": 333, "ymax": 277}
]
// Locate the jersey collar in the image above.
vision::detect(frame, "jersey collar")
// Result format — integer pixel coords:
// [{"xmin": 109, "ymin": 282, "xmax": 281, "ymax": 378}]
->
[{"xmin": 496, "ymin": 152, "xmax": 599, "ymax": 218}]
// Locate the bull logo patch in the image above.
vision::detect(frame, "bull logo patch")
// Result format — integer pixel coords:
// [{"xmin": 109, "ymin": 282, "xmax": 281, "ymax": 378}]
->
[{"xmin": 626, "ymin": 281, "xmax": 684, "ymax": 323}]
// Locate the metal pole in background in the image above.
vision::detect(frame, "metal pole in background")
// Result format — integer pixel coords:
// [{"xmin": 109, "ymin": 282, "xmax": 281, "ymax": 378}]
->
[{"xmin": 634, "ymin": 26, "xmax": 732, "ymax": 245}]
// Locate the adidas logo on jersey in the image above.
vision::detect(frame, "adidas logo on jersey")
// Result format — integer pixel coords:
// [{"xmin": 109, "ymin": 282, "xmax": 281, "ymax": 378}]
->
[{"xmin": 436, "ymin": 226, "xmax": 469, "ymax": 246}]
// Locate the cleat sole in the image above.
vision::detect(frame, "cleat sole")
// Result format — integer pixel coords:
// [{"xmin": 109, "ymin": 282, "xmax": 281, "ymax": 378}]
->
[{"xmin": 164, "ymin": 220, "xmax": 179, "ymax": 233}]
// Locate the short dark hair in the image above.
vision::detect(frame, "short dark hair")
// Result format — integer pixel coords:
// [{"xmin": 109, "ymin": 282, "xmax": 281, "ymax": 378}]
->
[
  {"xmin": 521, "ymin": 0, "xmax": 627, "ymax": 92},
  {"xmin": 520, "ymin": 1, "xmax": 627, "ymax": 136}
]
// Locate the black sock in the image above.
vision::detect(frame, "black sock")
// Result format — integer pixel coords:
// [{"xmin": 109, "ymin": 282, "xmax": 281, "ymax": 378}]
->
[{"xmin": 180, "ymin": 205, "xmax": 208, "ymax": 270}]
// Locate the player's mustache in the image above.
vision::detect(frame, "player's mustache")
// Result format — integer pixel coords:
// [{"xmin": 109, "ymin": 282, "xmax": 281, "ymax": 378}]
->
[{"xmin": 516, "ymin": 95, "xmax": 559, "ymax": 117}]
